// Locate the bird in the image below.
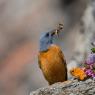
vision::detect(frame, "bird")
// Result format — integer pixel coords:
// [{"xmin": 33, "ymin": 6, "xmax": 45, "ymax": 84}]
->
[{"xmin": 38, "ymin": 24, "xmax": 67, "ymax": 85}]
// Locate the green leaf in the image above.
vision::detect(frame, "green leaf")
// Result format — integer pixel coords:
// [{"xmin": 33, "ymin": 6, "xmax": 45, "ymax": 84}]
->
[{"xmin": 91, "ymin": 48, "xmax": 95, "ymax": 53}]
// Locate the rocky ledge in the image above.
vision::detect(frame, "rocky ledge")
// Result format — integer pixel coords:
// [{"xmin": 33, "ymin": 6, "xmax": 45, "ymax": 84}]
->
[{"xmin": 30, "ymin": 78, "xmax": 95, "ymax": 95}]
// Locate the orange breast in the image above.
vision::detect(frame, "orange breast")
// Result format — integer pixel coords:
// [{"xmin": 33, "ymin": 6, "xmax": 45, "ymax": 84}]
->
[{"xmin": 38, "ymin": 45, "xmax": 67, "ymax": 85}]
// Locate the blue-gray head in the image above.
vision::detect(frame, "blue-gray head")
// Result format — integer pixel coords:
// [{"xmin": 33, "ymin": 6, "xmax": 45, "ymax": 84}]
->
[{"xmin": 39, "ymin": 24, "xmax": 63, "ymax": 52}]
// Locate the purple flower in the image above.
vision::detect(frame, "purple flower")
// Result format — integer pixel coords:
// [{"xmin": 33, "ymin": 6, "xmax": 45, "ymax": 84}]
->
[
  {"xmin": 86, "ymin": 54, "xmax": 95, "ymax": 65},
  {"xmin": 85, "ymin": 69, "xmax": 93, "ymax": 76},
  {"xmin": 91, "ymin": 73, "xmax": 95, "ymax": 78}
]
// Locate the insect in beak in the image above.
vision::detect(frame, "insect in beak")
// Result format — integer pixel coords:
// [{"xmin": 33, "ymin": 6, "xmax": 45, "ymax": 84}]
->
[
  {"xmin": 51, "ymin": 23, "xmax": 64, "ymax": 37},
  {"xmin": 55, "ymin": 30, "xmax": 59, "ymax": 37},
  {"xmin": 55, "ymin": 23, "xmax": 64, "ymax": 37}
]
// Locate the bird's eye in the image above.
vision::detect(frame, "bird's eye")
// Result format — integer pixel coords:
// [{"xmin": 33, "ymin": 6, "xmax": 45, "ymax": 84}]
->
[{"xmin": 45, "ymin": 33, "xmax": 49, "ymax": 37}]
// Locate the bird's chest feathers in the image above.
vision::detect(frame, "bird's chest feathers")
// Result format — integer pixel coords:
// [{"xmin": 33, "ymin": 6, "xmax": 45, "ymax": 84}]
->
[{"xmin": 40, "ymin": 46, "xmax": 63, "ymax": 74}]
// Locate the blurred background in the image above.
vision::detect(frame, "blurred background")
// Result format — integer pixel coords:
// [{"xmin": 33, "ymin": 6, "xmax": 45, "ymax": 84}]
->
[{"xmin": 0, "ymin": 0, "xmax": 94, "ymax": 95}]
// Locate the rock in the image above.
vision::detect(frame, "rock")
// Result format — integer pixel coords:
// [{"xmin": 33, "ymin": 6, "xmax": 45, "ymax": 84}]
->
[{"xmin": 30, "ymin": 78, "xmax": 95, "ymax": 95}]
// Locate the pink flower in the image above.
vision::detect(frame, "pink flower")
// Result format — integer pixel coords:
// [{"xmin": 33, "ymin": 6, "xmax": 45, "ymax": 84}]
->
[{"xmin": 91, "ymin": 73, "xmax": 95, "ymax": 78}]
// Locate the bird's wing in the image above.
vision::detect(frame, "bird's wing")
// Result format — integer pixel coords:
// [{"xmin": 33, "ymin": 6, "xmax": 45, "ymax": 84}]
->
[{"xmin": 63, "ymin": 59, "xmax": 67, "ymax": 80}]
